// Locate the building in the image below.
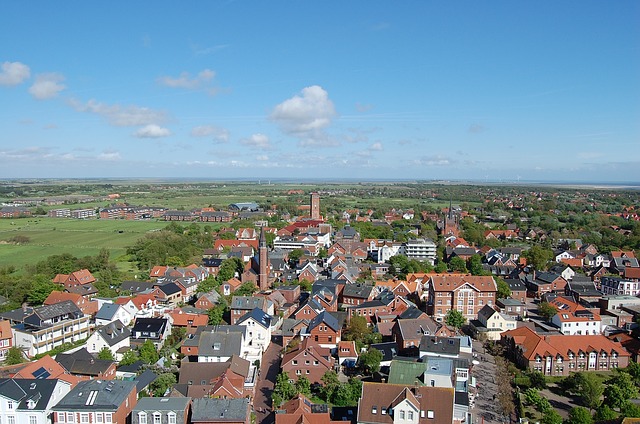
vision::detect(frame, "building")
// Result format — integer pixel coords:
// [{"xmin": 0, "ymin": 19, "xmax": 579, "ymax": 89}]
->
[
  {"xmin": 281, "ymin": 339, "xmax": 335, "ymax": 385},
  {"xmin": 55, "ymin": 348, "xmax": 117, "ymax": 380},
  {"xmin": 86, "ymin": 320, "xmax": 131, "ymax": 361},
  {"xmin": 601, "ymin": 277, "xmax": 640, "ymax": 297},
  {"xmin": 549, "ymin": 297, "xmax": 601, "ymax": 335},
  {"xmin": 474, "ymin": 305, "xmax": 517, "ymax": 341},
  {"xmin": 357, "ymin": 383, "xmax": 455, "ymax": 424},
  {"xmin": 131, "ymin": 318, "xmax": 171, "ymax": 348},
  {"xmin": 236, "ymin": 308, "xmax": 272, "ymax": 354},
  {"xmin": 403, "ymin": 238, "xmax": 437, "ymax": 265},
  {"xmin": 310, "ymin": 192, "xmax": 321, "ymax": 220},
  {"xmin": 307, "ymin": 311, "xmax": 341, "ymax": 348},
  {"xmin": 95, "ymin": 303, "xmax": 134, "ymax": 326},
  {"xmin": 132, "ymin": 397, "xmax": 191, "ymax": 424},
  {"xmin": 0, "ymin": 378, "xmax": 71, "ymax": 424},
  {"xmin": 428, "ymin": 275, "xmax": 497, "ymax": 321},
  {"xmin": 502, "ymin": 326, "xmax": 630, "ymax": 376},
  {"xmin": 52, "ymin": 380, "xmax": 137, "ymax": 424},
  {"xmin": 190, "ymin": 398, "xmax": 250, "ymax": 424},
  {"xmin": 0, "ymin": 320, "xmax": 13, "ymax": 361},
  {"xmin": 259, "ymin": 227, "xmax": 269, "ymax": 291}
]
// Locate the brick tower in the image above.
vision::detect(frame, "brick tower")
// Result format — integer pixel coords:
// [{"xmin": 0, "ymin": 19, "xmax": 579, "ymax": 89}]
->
[
  {"xmin": 259, "ymin": 226, "xmax": 269, "ymax": 291},
  {"xmin": 310, "ymin": 192, "xmax": 320, "ymax": 220}
]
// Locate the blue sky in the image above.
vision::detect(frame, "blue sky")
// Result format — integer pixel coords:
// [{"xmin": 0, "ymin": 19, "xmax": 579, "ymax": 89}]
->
[{"xmin": 1, "ymin": 1, "xmax": 638, "ymax": 182}]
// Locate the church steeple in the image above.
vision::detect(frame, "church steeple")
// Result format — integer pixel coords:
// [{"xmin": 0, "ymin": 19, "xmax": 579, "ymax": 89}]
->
[{"xmin": 258, "ymin": 226, "xmax": 268, "ymax": 291}]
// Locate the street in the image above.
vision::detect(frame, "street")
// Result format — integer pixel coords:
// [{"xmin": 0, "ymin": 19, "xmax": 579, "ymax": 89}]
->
[
  {"xmin": 253, "ymin": 337, "xmax": 282, "ymax": 424},
  {"xmin": 471, "ymin": 339, "xmax": 504, "ymax": 424}
]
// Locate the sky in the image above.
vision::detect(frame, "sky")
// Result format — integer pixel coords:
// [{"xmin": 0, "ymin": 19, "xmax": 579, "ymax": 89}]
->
[{"xmin": 1, "ymin": 1, "xmax": 639, "ymax": 183}]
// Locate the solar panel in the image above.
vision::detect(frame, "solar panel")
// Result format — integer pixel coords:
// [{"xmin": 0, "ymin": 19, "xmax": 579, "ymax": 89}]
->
[{"xmin": 32, "ymin": 367, "xmax": 51, "ymax": 379}]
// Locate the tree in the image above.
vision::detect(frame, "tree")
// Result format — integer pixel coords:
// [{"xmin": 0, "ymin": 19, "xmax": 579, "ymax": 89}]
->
[
  {"xmin": 273, "ymin": 372, "xmax": 296, "ymax": 407},
  {"xmin": 208, "ymin": 303, "xmax": 226, "ymax": 325},
  {"xmin": 576, "ymin": 372, "xmax": 604, "ymax": 411},
  {"xmin": 565, "ymin": 407, "xmax": 593, "ymax": 424},
  {"xmin": 320, "ymin": 370, "xmax": 340, "ymax": 402},
  {"xmin": 605, "ymin": 371, "xmax": 639, "ymax": 409},
  {"xmin": 118, "ymin": 349, "xmax": 139, "ymax": 366},
  {"xmin": 445, "ymin": 309, "xmax": 466, "ymax": 329},
  {"xmin": 540, "ymin": 409, "xmax": 563, "ymax": 424},
  {"xmin": 294, "ymin": 375, "xmax": 311, "ymax": 396},
  {"xmin": 621, "ymin": 402, "xmax": 640, "ymax": 418},
  {"xmin": 524, "ymin": 245, "xmax": 554, "ymax": 270},
  {"xmin": 150, "ymin": 372, "xmax": 176, "ymax": 397},
  {"xmin": 288, "ymin": 249, "xmax": 304, "ymax": 264},
  {"xmin": 468, "ymin": 255, "xmax": 484, "ymax": 276},
  {"xmin": 234, "ymin": 281, "xmax": 258, "ymax": 297},
  {"xmin": 496, "ymin": 277, "xmax": 511, "ymax": 299},
  {"xmin": 298, "ymin": 279, "xmax": 312, "ymax": 292},
  {"xmin": 537, "ymin": 302, "xmax": 557, "ymax": 321},
  {"xmin": 217, "ymin": 257, "xmax": 244, "ymax": 282},
  {"xmin": 4, "ymin": 346, "xmax": 24, "ymax": 365},
  {"xmin": 97, "ymin": 347, "xmax": 115, "ymax": 361},
  {"xmin": 594, "ymin": 405, "xmax": 617, "ymax": 421},
  {"xmin": 434, "ymin": 261, "xmax": 447, "ymax": 273},
  {"xmin": 358, "ymin": 348, "xmax": 383, "ymax": 374},
  {"xmin": 27, "ymin": 274, "xmax": 61, "ymax": 305},
  {"xmin": 343, "ymin": 315, "xmax": 371, "ymax": 342},
  {"xmin": 139, "ymin": 340, "xmax": 160, "ymax": 365},
  {"xmin": 449, "ymin": 257, "xmax": 468, "ymax": 273}
]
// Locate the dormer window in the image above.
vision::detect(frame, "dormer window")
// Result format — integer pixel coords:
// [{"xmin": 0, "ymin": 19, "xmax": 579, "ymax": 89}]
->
[{"xmin": 372, "ymin": 406, "xmax": 377, "ymax": 414}]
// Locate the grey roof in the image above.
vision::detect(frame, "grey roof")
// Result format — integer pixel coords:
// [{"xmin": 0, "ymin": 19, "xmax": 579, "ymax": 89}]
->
[
  {"xmin": 0, "ymin": 378, "xmax": 59, "ymax": 410},
  {"xmin": 95, "ymin": 320, "xmax": 131, "ymax": 346},
  {"xmin": 133, "ymin": 396, "xmax": 190, "ymax": 412},
  {"xmin": 237, "ymin": 308, "xmax": 272, "ymax": 329},
  {"xmin": 95, "ymin": 303, "xmax": 121, "ymax": 321},
  {"xmin": 370, "ymin": 342, "xmax": 399, "ymax": 361},
  {"xmin": 397, "ymin": 318, "xmax": 439, "ymax": 340},
  {"xmin": 566, "ymin": 279, "xmax": 601, "ymax": 296},
  {"xmin": 131, "ymin": 318, "xmax": 168, "ymax": 336},
  {"xmin": 56, "ymin": 348, "xmax": 114, "ymax": 376},
  {"xmin": 280, "ymin": 318, "xmax": 309, "ymax": 337},
  {"xmin": 25, "ymin": 300, "xmax": 83, "ymax": 326},
  {"xmin": 342, "ymin": 283, "xmax": 373, "ymax": 299},
  {"xmin": 505, "ymin": 278, "xmax": 527, "ymax": 291},
  {"xmin": 157, "ymin": 282, "xmax": 182, "ymax": 296},
  {"xmin": 116, "ymin": 360, "xmax": 145, "ymax": 374},
  {"xmin": 53, "ymin": 380, "xmax": 137, "ymax": 411},
  {"xmin": 398, "ymin": 306, "xmax": 425, "ymax": 320},
  {"xmin": 134, "ymin": 369, "xmax": 158, "ymax": 393},
  {"xmin": 191, "ymin": 398, "xmax": 249, "ymax": 422},
  {"xmin": 178, "ymin": 362, "xmax": 230, "ymax": 385},
  {"xmin": 308, "ymin": 311, "xmax": 340, "ymax": 332},
  {"xmin": 120, "ymin": 281, "xmax": 154, "ymax": 293},
  {"xmin": 230, "ymin": 296, "xmax": 266, "ymax": 311},
  {"xmin": 419, "ymin": 336, "xmax": 461, "ymax": 356},
  {"xmin": 198, "ymin": 329, "xmax": 243, "ymax": 357},
  {"xmin": 534, "ymin": 272, "xmax": 561, "ymax": 284}
]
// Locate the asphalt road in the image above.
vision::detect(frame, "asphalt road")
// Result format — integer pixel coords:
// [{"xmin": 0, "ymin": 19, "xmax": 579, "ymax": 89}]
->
[{"xmin": 253, "ymin": 337, "xmax": 282, "ymax": 424}]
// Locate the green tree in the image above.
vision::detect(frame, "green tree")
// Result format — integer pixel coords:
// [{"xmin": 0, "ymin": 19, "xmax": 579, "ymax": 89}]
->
[
  {"xmin": 527, "ymin": 370, "xmax": 547, "ymax": 389},
  {"xmin": 496, "ymin": 277, "xmax": 511, "ymax": 299},
  {"xmin": 524, "ymin": 245, "xmax": 554, "ymax": 270},
  {"xmin": 234, "ymin": 281, "xmax": 258, "ymax": 297},
  {"xmin": 27, "ymin": 274, "xmax": 61, "ymax": 305},
  {"xmin": 594, "ymin": 405, "xmax": 617, "ymax": 421},
  {"xmin": 343, "ymin": 316, "xmax": 371, "ymax": 342},
  {"xmin": 605, "ymin": 371, "xmax": 639, "ymax": 410},
  {"xmin": 445, "ymin": 309, "xmax": 466, "ymax": 329},
  {"xmin": 468, "ymin": 255, "xmax": 484, "ymax": 276},
  {"xmin": 150, "ymin": 372, "xmax": 176, "ymax": 397},
  {"xmin": 4, "ymin": 346, "xmax": 24, "ymax": 365},
  {"xmin": 298, "ymin": 279, "xmax": 312, "ymax": 292},
  {"xmin": 97, "ymin": 347, "xmax": 115, "ymax": 361},
  {"xmin": 208, "ymin": 303, "xmax": 226, "ymax": 325},
  {"xmin": 449, "ymin": 257, "xmax": 468, "ymax": 273},
  {"xmin": 139, "ymin": 340, "xmax": 160, "ymax": 365},
  {"xmin": 294, "ymin": 375, "xmax": 311, "ymax": 396},
  {"xmin": 118, "ymin": 349, "xmax": 140, "ymax": 366},
  {"xmin": 217, "ymin": 257, "xmax": 244, "ymax": 282},
  {"xmin": 565, "ymin": 407, "xmax": 593, "ymax": 424},
  {"xmin": 540, "ymin": 409, "xmax": 563, "ymax": 424},
  {"xmin": 577, "ymin": 372, "xmax": 604, "ymax": 411},
  {"xmin": 288, "ymin": 249, "xmax": 304, "ymax": 264},
  {"xmin": 434, "ymin": 261, "xmax": 447, "ymax": 273},
  {"xmin": 358, "ymin": 348, "xmax": 383, "ymax": 374},
  {"xmin": 621, "ymin": 402, "xmax": 640, "ymax": 418},
  {"xmin": 273, "ymin": 372, "xmax": 296, "ymax": 407},
  {"xmin": 320, "ymin": 370, "xmax": 340, "ymax": 403},
  {"xmin": 537, "ymin": 302, "xmax": 557, "ymax": 321}
]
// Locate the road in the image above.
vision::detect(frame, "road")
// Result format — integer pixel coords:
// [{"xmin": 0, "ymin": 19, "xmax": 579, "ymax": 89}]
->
[
  {"xmin": 471, "ymin": 339, "xmax": 504, "ymax": 424},
  {"xmin": 253, "ymin": 337, "xmax": 282, "ymax": 424}
]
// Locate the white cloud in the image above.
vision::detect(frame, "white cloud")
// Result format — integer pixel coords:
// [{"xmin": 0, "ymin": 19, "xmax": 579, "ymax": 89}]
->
[
  {"xmin": 240, "ymin": 133, "xmax": 271, "ymax": 149},
  {"xmin": 29, "ymin": 73, "xmax": 66, "ymax": 99},
  {"xmin": 370, "ymin": 142, "xmax": 383, "ymax": 151},
  {"xmin": 190, "ymin": 125, "xmax": 229, "ymax": 142},
  {"xmin": 98, "ymin": 150, "xmax": 121, "ymax": 161},
  {"xmin": 157, "ymin": 69, "xmax": 217, "ymax": 94},
  {"xmin": 414, "ymin": 155, "xmax": 453, "ymax": 166},
  {"xmin": 71, "ymin": 99, "xmax": 168, "ymax": 127},
  {"xmin": 134, "ymin": 124, "xmax": 171, "ymax": 138},
  {"xmin": 256, "ymin": 155, "xmax": 269, "ymax": 161},
  {"xmin": 270, "ymin": 85, "xmax": 336, "ymax": 146},
  {"xmin": 0, "ymin": 61, "xmax": 30, "ymax": 86}
]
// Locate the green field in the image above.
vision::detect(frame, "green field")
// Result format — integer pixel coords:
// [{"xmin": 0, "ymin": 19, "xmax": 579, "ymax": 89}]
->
[{"xmin": 0, "ymin": 217, "xmax": 173, "ymax": 270}]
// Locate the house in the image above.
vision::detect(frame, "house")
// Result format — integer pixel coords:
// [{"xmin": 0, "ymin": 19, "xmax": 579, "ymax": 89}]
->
[
  {"xmin": 12, "ymin": 301, "xmax": 91, "ymax": 358},
  {"xmin": 95, "ymin": 303, "xmax": 134, "ymax": 326},
  {"xmin": 120, "ymin": 281, "xmax": 154, "ymax": 294},
  {"xmin": 52, "ymin": 379, "xmax": 137, "ymax": 424},
  {"xmin": 131, "ymin": 318, "xmax": 171, "ymax": 348},
  {"xmin": 275, "ymin": 394, "xmax": 344, "ymax": 424},
  {"xmin": 601, "ymin": 277, "xmax": 640, "ymax": 297},
  {"xmin": 347, "ymin": 291, "xmax": 396, "ymax": 324},
  {"xmin": 0, "ymin": 320, "xmax": 13, "ymax": 361},
  {"xmin": 549, "ymin": 297, "xmax": 601, "ymax": 335},
  {"xmin": 374, "ymin": 279, "xmax": 422, "ymax": 299},
  {"xmin": 564, "ymin": 277, "xmax": 602, "ymax": 303},
  {"xmin": 525, "ymin": 272, "xmax": 567, "ymax": 298},
  {"xmin": 280, "ymin": 319, "xmax": 311, "ymax": 348},
  {"xmin": 419, "ymin": 336, "xmax": 463, "ymax": 359},
  {"xmin": 428, "ymin": 275, "xmax": 497, "ymax": 321},
  {"xmin": 341, "ymin": 283, "xmax": 374, "ymax": 307},
  {"xmin": 357, "ymin": 383, "xmax": 455, "ymax": 424},
  {"xmin": 132, "ymin": 397, "xmax": 191, "ymax": 424},
  {"xmin": 190, "ymin": 398, "xmax": 250, "ymax": 424},
  {"xmin": 55, "ymin": 348, "xmax": 117, "ymax": 380},
  {"xmin": 496, "ymin": 298, "xmax": 527, "ymax": 318},
  {"xmin": 197, "ymin": 327, "xmax": 246, "ymax": 363},
  {"xmin": 0, "ymin": 378, "xmax": 71, "ymax": 424},
  {"xmin": 502, "ymin": 326, "xmax": 630, "ymax": 376},
  {"xmin": 221, "ymin": 278, "xmax": 243, "ymax": 296},
  {"xmin": 292, "ymin": 299, "xmax": 324, "ymax": 321},
  {"xmin": 52, "ymin": 269, "xmax": 96, "ymax": 287},
  {"xmin": 307, "ymin": 311, "xmax": 341, "ymax": 348},
  {"xmin": 337, "ymin": 341, "xmax": 358, "ymax": 368},
  {"xmin": 154, "ymin": 283, "xmax": 183, "ymax": 308},
  {"xmin": 195, "ymin": 290, "xmax": 222, "ymax": 311},
  {"xmin": 177, "ymin": 355, "xmax": 252, "ymax": 399},
  {"xmin": 86, "ymin": 320, "xmax": 131, "ymax": 361},
  {"xmin": 230, "ymin": 296, "xmax": 272, "ymax": 325},
  {"xmin": 504, "ymin": 278, "xmax": 527, "ymax": 302},
  {"xmin": 474, "ymin": 305, "xmax": 517, "ymax": 341},
  {"xmin": 166, "ymin": 309, "xmax": 208, "ymax": 331},
  {"xmin": 370, "ymin": 342, "xmax": 399, "ymax": 367},
  {"xmin": 237, "ymin": 308, "xmax": 272, "ymax": 353},
  {"xmin": 392, "ymin": 318, "xmax": 446, "ymax": 350},
  {"xmin": 11, "ymin": 355, "xmax": 82, "ymax": 388},
  {"xmin": 275, "ymin": 285, "xmax": 301, "ymax": 304},
  {"xmin": 44, "ymin": 291, "xmax": 98, "ymax": 317},
  {"xmin": 281, "ymin": 338, "xmax": 335, "ymax": 385}
]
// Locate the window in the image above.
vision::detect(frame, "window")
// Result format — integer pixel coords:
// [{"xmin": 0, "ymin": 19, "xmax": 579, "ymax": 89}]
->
[
  {"xmin": 428, "ymin": 410, "xmax": 435, "ymax": 419},
  {"xmin": 105, "ymin": 414, "xmax": 112, "ymax": 423},
  {"xmin": 408, "ymin": 411, "xmax": 414, "ymax": 420},
  {"xmin": 372, "ymin": 407, "xmax": 377, "ymax": 414},
  {"xmin": 168, "ymin": 413, "xmax": 176, "ymax": 424},
  {"xmin": 67, "ymin": 413, "xmax": 75, "ymax": 423},
  {"xmin": 59, "ymin": 413, "xmax": 66, "ymax": 423},
  {"xmin": 7, "ymin": 401, "xmax": 13, "ymax": 410},
  {"xmin": 153, "ymin": 413, "xmax": 161, "ymax": 424},
  {"xmin": 80, "ymin": 414, "xmax": 89, "ymax": 423},
  {"xmin": 29, "ymin": 418, "xmax": 38, "ymax": 424},
  {"xmin": 96, "ymin": 413, "xmax": 103, "ymax": 423},
  {"xmin": 138, "ymin": 413, "xmax": 147, "ymax": 424},
  {"xmin": 7, "ymin": 417, "xmax": 15, "ymax": 424},
  {"xmin": 292, "ymin": 360, "xmax": 298, "ymax": 365}
]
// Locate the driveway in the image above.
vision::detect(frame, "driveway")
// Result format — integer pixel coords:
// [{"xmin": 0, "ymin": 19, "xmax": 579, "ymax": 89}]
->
[
  {"xmin": 254, "ymin": 337, "xmax": 282, "ymax": 424},
  {"xmin": 471, "ymin": 340, "xmax": 504, "ymax": 424}
]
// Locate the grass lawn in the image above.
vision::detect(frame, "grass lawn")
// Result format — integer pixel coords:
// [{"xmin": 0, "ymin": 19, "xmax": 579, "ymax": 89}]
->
[{"xmin": 0, "ymin": 217, "xmax": 170, "ymax": 269}]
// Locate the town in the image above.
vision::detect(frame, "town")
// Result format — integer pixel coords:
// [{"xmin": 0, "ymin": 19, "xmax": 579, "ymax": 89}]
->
[{"xmin": 0, "ymin": 182, "xmax": 639, "ymax": 424}]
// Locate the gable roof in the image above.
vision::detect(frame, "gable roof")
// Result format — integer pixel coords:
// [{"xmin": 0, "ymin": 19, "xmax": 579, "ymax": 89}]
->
[
  {"xmin": 430, "ymin": 275, "xmax": 497, "ymax": 292},
  {"xmin": 237, "ymin": 307, "xmax": 272, "ymax": 329},
  {"xmin": 308, "ymin": 311, "xmax": 340, "ymax": 332},
  {"xmin": 55, "ymin": 348, "xmax": 114, "ymax": 377},
  {"xmin": 95, "ymin": 303, "xmax": 123, "ymax": 321},
  {"xmin": 0, "ymin": 378, "xmax": 59, "ymax": 411},
  {"xmin": 94, "ymin": 320, "xmax": 131, "ymax": 346},
  {"xmin": 52, "ymin": 379, "xmax": 136, "ymax": 411}
]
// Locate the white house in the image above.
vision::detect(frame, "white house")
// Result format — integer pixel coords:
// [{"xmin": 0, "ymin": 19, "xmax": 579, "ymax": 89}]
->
[
  {"xmin": 0, "ymin": 378, "xmax": 71, "ymax": 424},
  {"xmin": 550, "ymin": 297, "xmax": 602, "ymax": 335},
  {"xmin": 86, "ymin": 320, "xmax": 131, "ymax": 361},
  {"xmin": 95, "ymin": 303, "xmax": 134, "ymax": 327},
  {"xmin": 237, "ymin": 308, "xmax": 272, "ymax": 355},
  {"xmin": 475, "ymin": 305, "xmax": 517, "ymax": 341}
]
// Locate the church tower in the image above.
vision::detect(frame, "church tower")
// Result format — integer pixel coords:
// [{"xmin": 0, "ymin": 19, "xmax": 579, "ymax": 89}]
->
[
  {"xmin": 259, "ymin": 226, "xmax": 269, "ymax": 291},
  {"xmin": 310, "ymin": 192, "xmax": 320, "ymax": 220}
]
